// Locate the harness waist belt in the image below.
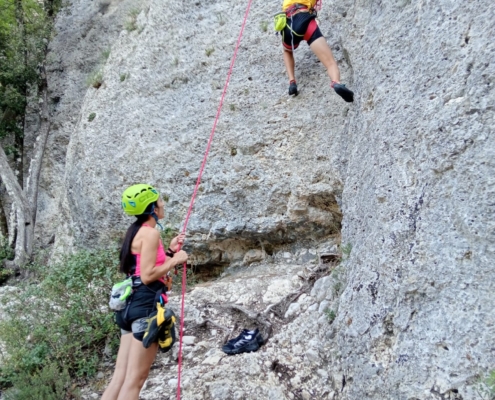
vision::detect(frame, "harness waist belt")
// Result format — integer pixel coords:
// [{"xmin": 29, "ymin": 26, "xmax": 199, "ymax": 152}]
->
[{"xmin": 285, "ymin": 3, "xmax": 309, "ymax": 16}]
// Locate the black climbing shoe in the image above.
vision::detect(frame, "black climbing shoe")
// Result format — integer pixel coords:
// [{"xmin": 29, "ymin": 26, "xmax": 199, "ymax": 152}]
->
[
  {"xmin": 332, "ymin": 82, "xmax": 354, "ymax": 102},
  {"xmin": 288, "ymin": 80, "xmax": 298, "ymax": 96},
  {"xmin": 222, "ymin": 328, "xmax": 262, "ymax": 355},
  {"xmin": 143, "ymin": 303, "xmax": 174, "ymax": 349},
  {"xmin": 227, "ymin": 328, "xmax": 264, "ymax": 346}
]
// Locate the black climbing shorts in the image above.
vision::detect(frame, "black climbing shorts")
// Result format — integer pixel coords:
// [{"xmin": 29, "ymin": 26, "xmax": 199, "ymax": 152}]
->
[
  {"xmin": 115, "ymin": 281, "xmax": 165, "ymax": 341},
  {"xmin": 282, "ymin": 12, "xmax": 323, "ymax": 51}
]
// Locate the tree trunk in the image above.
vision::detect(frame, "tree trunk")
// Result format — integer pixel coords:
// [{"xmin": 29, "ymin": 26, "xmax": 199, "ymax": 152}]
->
[
  {"xmin": 15, "ymin": 0, "xmax": 27, "ymax": 186},
  {"xmin": 0, "ymin": 147, "xmax": 32, "ymax": 269},
  {"xmin": 25, "ymin": 67, "xmax": 51, "ymax": 255}
]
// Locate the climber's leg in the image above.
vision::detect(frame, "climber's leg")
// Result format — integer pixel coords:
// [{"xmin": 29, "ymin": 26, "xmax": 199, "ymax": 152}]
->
[
  {"xmin": 283, "ymin": 48, "xmax": 296, "ymax": 82},
  {"xmin": 309, "ymin": 33, "xmax": 354, "ymax": 102},
  {"xmin": 283, "ymin": 49, "xmax": 298, "ymax": 95},
  {"xmin": 308, "ymin": 36, "xmax": 341, "ymax": 84}
]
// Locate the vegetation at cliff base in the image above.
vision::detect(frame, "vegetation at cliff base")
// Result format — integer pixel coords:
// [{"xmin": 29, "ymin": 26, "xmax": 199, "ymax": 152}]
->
[{"xmin": 0, "ymin": 247, "xmax": 121, "ymax": 399}]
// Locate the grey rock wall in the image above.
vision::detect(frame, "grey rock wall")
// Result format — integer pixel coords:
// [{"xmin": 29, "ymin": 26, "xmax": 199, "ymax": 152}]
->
[
  {"xmin": 42, "ymin": 0, "xmax": 494, "ymax": 398},
  {"xmin": 35, "ymin": 0, "xmax": 148, "ymax": 250},
  {"xmin": 334, "ymin": 0, "xmax": 494, "ymax": 398},
  {"xmin": 62, "ymin": 0, "xmax": 346, "ymax": 259}
]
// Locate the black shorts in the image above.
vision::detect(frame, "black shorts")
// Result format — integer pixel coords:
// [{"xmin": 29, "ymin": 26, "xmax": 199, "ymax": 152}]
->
[
  {"xmin": 115, "ymin": 281, "xmax": 164, "ymax": 341},
  {"xmin": 282, "ymin": 12, "xmax": 323, "ymax": 51}
]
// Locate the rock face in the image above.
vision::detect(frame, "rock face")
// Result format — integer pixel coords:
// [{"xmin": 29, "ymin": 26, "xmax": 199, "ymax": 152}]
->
[
  {"xmin": 35, "ymin": 0, "xmax": 148, "ymax": 250},
  {"xmin": 40, "ymin": 0, "xmax": 494, "ymax": 398}
]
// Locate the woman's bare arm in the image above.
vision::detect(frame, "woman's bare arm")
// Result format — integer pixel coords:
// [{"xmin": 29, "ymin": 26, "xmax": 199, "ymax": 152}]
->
[{"xmin": 139, "ymin": 229, "xmax": 188, "ymax": 284}]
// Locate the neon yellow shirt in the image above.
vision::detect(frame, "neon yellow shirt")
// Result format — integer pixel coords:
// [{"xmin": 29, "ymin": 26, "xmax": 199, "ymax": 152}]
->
[{"xmin": 282, "ymin": 0, "xmax": 317, "ymax": 11}]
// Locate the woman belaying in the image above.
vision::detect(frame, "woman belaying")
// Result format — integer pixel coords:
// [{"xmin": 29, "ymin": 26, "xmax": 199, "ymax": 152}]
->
[
  {"xmin": 102, "ymin": 184, "xmax": 188, "ymax": 400},
  {"xmin": 278, "ymin": 0, "xmax": 354, "ymax": 101}
]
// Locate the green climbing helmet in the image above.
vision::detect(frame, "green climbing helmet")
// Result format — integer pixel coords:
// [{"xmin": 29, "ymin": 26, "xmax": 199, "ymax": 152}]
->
[{"xmin": 121, "ymin": 184, "xmax": 160, "ymax": 216}]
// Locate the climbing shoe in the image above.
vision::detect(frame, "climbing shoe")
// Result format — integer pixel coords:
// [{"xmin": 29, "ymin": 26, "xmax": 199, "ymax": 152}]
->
[
  {"xmin": 288, "ymin": 80, "xmax": 298, "ymax": 96},
  {"xmin": 222, "ymin": 328, "xmax": 262, "ymax": 355},
  {"xmin": 143, "ymin": 303, "xmax": 173, "ymax": 349},
  {"xmin": 331, "ymin": 81, "xmax": 354, "ymax": 102},
  {"xmin": 226, "ymin": 328, "xmax": 264, "ymax": 346},
  {"xmin": 158, "ymin": 310, "xmax": 176, "ymax": 353}
]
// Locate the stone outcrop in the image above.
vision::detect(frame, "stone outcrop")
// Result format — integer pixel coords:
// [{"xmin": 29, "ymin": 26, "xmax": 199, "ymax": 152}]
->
[{"xmin": 37, "ymin": 0, "xmax": 495, "ymax": 398}]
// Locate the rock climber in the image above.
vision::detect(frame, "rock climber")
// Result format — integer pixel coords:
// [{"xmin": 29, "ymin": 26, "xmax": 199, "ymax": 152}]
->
[
  {"xmin": 280, "ymin": 0, "xmax": 354, "ymax": 101},
  {"xmin": 102, "ymin": 184, "xmax": 188, "ymax": 400}
]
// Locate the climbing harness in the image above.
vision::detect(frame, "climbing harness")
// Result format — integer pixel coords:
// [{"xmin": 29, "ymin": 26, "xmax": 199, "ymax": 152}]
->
[
  {"xmin": 275, "ymin": 4, "xmax": 318, "ymax": 53},
  {"xmin": 174, "ymin": 0, "xmax": 254, "ymax": 398}
]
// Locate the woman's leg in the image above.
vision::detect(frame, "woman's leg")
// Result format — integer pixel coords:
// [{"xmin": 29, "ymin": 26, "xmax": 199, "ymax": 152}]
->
[
  {"xmin": 283, "ymin": 48, "xmax": 296, "ymax": 82},
  {"xmin": 309, "ymin": 36, "xmax": 341, "ymax": 83},
  {"xmin": 116, "ymin": 338, "xmax": 158, "ymax": 400},
  {"xmin": 101, "ymin": 333, "xmax": 133, "ymax": 400}
]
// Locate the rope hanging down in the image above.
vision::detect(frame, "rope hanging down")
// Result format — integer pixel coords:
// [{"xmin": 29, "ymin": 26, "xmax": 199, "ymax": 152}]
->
[{"xmin": 176, "ymin": 0, "xmax": 254, "ymax": 398}]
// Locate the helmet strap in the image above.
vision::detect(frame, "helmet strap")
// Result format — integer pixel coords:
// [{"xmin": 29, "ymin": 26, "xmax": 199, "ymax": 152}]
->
[
  {"xmin": 146, "ymin": 204, "xmax": 163, "ymax": 230},
  {"xmin": 151, "ymin": 212, "xmax": 163, "ymax": 230}
]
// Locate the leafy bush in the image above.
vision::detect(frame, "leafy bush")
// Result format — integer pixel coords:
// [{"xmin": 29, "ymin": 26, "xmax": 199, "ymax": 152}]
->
[
  {"xmin": 477, "ymin": 370, "xmax": 495, "ymax": 400},
  {"xmin": 0, "ymin": 237, "xmax": 14, "ymax": 284},
  {"xmin": 0, "ymin": 247, "xmax": 122, "ymax": 397},
  {"xmin": 3, "ymin": 363, "xmax": 75, "ymax": 400},
  {"xmin": 0, "ymin": 238, "xmax": 14, "ymax": 262}
]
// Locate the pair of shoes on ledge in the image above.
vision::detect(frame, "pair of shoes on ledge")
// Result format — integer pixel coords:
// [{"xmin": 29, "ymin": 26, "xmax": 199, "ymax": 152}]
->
[{"xmin": 222, "ymin": 328, "xmax": 264, "ymax": 355}]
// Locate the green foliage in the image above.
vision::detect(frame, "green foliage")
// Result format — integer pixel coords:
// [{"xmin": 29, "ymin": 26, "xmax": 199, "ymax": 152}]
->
[
  {"xmin": 324, "ymin": 308, "xmax": 336, "ymax": 324},
  {"xmin": 88, "ymin": 112, "xmax": 96, "ymax": 122},
  {"xmin": 216, "ymin": 13, "xmax": 225, "ymax": 26},
  {"xmin": 260, "ymin": 21, "xmax": 268, "ymax": 32},
  {"xmin": 0, "ymin": 0, "xmax": 61, "ymax": 145},
  {"xmin": 101, "ymin": 48, "xmax": 110, "ymax": 61},
  {"xmin": 229, "ymin": 104, "xmax": 236, "ymax": 111},
  {"xmin": 173, "ymin": 265, "xmax": 200, "ymax": 292},
  {"xmin": 3, "ymin": 363, "xmax": 76, "ymax": 400},
  {"xmin": 160, "ymin": 226, "xmax": 178, "ymax": 248},
  {"xmin": 477, "ymin": 370, "xmax": 495, "ymax": 400},
  {"xmin": 86, "ymin": 69, "xmax": 103, "ymax": 89},
  {"xmin": 205, "ymin": 47, "xmax": 215, "ymax": 57},
  {"xmin": 124, "ymin": 8, "xmax": 140, "ymax": 32},
  {"xmin": 0, "ymin": 247, "xmax": 121, "ymax": 396},
  {"xmin": 0, "ymin": 237, "xmax": 14, "ymax": 284},
  {"xmin": 119, "ymin": 73, "xmax": 129, "ymax": 82},
  {"xmin": 341, "ymin": 243, "xmax": 352, "ymax": 259},
  {"xmin": 0, "ymin": 237, "xmax": 14, "ymax": 263}
]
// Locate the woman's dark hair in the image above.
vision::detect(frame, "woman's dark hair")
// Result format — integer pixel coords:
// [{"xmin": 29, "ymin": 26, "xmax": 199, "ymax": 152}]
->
[{"xmin": 119, "ymin": 202, "xmax": 157, "ymax": 274}]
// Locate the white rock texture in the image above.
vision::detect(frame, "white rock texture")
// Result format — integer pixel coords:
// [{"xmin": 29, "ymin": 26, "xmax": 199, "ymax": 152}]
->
[{"xmin": 31, "ymin": 0, "xmax": 495, "ymax": 398}]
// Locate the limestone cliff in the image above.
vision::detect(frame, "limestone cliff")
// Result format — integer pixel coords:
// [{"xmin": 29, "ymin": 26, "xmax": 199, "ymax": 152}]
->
[{"xmin": 38, "ymin": 0, "xmax": 494, "ymax": 398}]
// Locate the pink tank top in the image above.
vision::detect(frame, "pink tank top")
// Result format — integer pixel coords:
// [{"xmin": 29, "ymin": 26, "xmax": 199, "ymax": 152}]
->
[{"xmin": 131, "ymin": 224, "xmax": 167, "ymax": 284}]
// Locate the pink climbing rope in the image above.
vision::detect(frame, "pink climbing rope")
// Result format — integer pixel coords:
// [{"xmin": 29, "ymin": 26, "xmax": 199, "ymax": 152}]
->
[{"xmin": 176, "ymin": 0, "xmax": 254, "ymax": 398}]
